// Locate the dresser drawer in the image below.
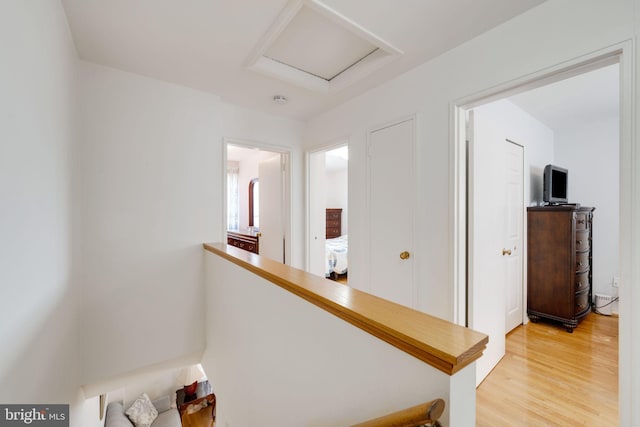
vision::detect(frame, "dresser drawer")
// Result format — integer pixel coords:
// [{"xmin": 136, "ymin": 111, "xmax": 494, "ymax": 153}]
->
[
  {"xmin": 575, "ymin": 251, "xmax": 589, "ymax": 273},
  {"xmin": 326, "ymin": 219, "xmax": 341, "ymax": 228},
  {"xmin": 326, "ymin": 211, "xmax": 341, "ymax": 220},
  {"xmin": 575, "ymin": 212, "xmax": 589, "ymax": 230},
  {"xmin": 575, "ymin": 290, "xmax": 590, "ymax": 314},
  {"xmin": 575, "ymin": 271, "xmax": 589, "ymax": 292},
  {"xmin": 326, "ymin": 227, "xmax": 341, "ymax": 239},
  {"xmin": 575, "ymin": 230, "xmax": 590, "ymax": 252},
  {"xmin": 227, "ymin": 233, "xmax": 259, "ymax": 254}
]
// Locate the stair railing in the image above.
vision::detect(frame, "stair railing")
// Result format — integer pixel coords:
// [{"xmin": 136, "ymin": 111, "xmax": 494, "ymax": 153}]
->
[{"xmin": 351, "ymin": 398, "xmax": 445, "ymax": 427}]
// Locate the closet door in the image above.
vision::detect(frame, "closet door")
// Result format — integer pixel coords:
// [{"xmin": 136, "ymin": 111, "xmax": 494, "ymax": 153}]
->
[{"xmin": 367, "ymin": 118, "xmax": 416, "ymax": 307}]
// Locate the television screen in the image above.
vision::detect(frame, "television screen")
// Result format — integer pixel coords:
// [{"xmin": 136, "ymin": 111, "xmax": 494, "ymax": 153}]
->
[
  {"xmin": 551, "ymin": 169, "xmax": 567, "ymax": 199},
  {"xmin": 543, "ymin": 164, "xmax": 568, "ymax": 204}
]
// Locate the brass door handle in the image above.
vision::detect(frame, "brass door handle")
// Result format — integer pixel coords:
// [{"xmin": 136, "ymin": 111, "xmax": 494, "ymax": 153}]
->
[
  {"xmin": 502, "ymin": 249, "xmax": 512, "ymax": 256},
  {"xmin": 400, "ymin": 251, "xmax": 411, "ymax": 260}
]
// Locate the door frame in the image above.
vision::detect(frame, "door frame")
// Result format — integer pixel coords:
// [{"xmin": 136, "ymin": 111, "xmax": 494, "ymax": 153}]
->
[
  {"xmin": 304, "ymin": 138, "xmax": 349, "ymax": 274},
  {"xmin": 450, "ymin": 42, "xmax": 632, "ymax": 418},
  {"xmin": 222, "ymin": 137, "xmax": 292, "ymax": 264}
]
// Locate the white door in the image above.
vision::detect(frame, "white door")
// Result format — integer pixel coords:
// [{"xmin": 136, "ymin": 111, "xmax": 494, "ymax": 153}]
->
[
  {"xmin": 308, "ymin": 150, "xmax": 327, "ymax": 277},
  {"xmin": 504, "ymin": 141, "xmax": 524, "ymax": 333},
  {"xmin": 368, "ymin": 118, "xmax": 415, "ymax": 307},
  {"xmin": 469, "ymin": 109, "xmax": 525, "ymax": 385},
  {"xmin": 468, "ymin": 109, "xmax": 507, "ymax": 386},
  {"xmin": 259, "ymin": 154, "xmax": 285, "ymax": 263}
]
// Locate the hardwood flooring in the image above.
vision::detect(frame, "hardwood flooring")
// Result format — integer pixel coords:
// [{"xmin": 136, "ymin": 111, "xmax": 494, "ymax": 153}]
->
[{"xmin": 476, "ymin": 313, "xmax": 618, "ymax": 426}]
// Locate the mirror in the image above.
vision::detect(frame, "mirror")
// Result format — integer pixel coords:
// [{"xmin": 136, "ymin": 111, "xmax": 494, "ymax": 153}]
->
[{"xmin": 249, "ymin": 178, "xmax": 259, "ymax": 230}]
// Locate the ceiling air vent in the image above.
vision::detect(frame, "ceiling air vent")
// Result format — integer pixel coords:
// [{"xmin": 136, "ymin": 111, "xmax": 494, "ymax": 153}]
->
[{"xmin": 246, "ymin": 0, "xmax": 402, "ymax": 93}]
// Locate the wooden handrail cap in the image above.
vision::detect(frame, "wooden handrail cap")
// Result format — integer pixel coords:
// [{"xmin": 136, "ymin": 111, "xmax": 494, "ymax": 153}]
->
[
  {"xmin": 428, "ymin": 398, "xmax": 445, "ymax": 421},
  {"xmin": 203, "ymin": 242, "xmax": 488, "ymax": 375}
]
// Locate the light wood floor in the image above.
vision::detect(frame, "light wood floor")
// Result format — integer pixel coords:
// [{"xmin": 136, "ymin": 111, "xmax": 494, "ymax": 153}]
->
[{"xmin": 476, "ymin": 313, "xmax": 618, "ymax": 426}]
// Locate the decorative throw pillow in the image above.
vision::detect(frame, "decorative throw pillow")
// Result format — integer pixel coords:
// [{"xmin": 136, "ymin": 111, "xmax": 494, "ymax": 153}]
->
[{"xmin": 125, "ymin": 393, "xmax": 158, "ymax": 427}]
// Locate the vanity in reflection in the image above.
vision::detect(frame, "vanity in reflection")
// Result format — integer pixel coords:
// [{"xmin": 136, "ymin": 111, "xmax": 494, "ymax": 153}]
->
[{"xmin": 227, "ymin": 231, "xmax": 259, "ymax": 254}]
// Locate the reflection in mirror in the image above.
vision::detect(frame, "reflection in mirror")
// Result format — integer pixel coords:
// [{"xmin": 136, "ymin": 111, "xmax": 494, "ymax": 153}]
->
[
  {"xmin": 249, "ymin": 178, "xmax": 259, "ymax": 231},
  {"xmin": 226, "ymin": 143, "xmax": 286, "ymax": 259},
  {"xmin": 227, "ymin": 162, "xmax": 240, "ymax": 231}
]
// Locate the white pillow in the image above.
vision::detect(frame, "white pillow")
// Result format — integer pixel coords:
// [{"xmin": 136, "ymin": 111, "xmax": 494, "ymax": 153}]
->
[{"xmin": 125, "ymin": 393, "xmax": 158, "ymax": 427}]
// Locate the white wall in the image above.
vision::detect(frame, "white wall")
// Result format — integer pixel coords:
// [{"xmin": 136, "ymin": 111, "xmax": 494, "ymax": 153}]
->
[
  {"xmin": 0, "ymin": 1, "xmax": 91, "ymax": 426},
  {"xmin": 473, "ymin": 100, "xmax": 555, "ymax": 207},
  {"xmin": 76, "ymin": 62, "xmax": 305, "ymax": 390},
  {"xmin": 77, "ymin": 61, "xmax": 222, "ymax": 386},
  {"xmin": 105, "ymin": 366, "xmax": 187, "ymax": 409},
  {"xmin": 304, "ymin": 0, "xmax": 633, "ymax": 324},
  {"xmin": 202, "ymin": 252, "xmax": 476, "ymax": 426},
  {"xmin": 555, "ymin": 117, "xmax": 620, "ymax": 309}
]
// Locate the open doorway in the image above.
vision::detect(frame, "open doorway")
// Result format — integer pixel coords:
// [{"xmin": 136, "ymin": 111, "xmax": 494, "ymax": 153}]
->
[
  {"xmin": 454, "ymin": 50, "xmax": 623, "ymax": 414},
  {"xmin": 307, "ymin": 143, "xmax": 349, "ymax": 282},
  {"xmin": 225, "ymin": 140, "xmax": 291, "ymax": 264}
]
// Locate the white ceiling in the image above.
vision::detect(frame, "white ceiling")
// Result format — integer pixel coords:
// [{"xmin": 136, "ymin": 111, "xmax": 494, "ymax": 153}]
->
[
  {"xmin": 61, "ymin": 0, "xmax": 546, "ymax": 121},
  {"xmin": 227, "ymin": 145, "xmax": 279, "ymax": 164},
  {"xmin": 509, "ymin": 63, "xmax": 620, "ymax": 132},
  {"xmin": 262, "ymin": 4, "xmax": 379, "ymax": 81},
  {"xmin": 326, "ymin": 145, "xmax": 348, "ymax": 171}
]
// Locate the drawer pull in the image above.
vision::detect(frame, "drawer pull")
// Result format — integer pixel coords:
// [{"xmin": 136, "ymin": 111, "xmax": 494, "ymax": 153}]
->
[
  {"xmin": 577, "ymin": 219, "xmax": 585, "ymax": 225},
  {"xmin": 577, "ymin": 240, "xmax": 583, "ymax": 245}
]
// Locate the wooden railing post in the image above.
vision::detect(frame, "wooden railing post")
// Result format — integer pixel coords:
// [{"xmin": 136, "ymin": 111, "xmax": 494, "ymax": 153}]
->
[{"xmin": 351, "ymin": 398, "xmax": 445, "ymax": 427}]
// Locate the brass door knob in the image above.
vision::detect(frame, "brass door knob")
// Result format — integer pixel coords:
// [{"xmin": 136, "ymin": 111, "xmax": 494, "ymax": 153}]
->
[
  {"xmin": 400, "ymin": 251, "xmax": 411, "ymax": 260},
  {"xmin": 502, "ymin": 248, "xmax": 512, "ymax": 256}
]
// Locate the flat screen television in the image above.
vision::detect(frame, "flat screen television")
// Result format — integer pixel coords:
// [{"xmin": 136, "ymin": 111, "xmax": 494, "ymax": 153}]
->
[{"xmin": 543, "ymin": 164, "xmax": 568, "ymax": 204}]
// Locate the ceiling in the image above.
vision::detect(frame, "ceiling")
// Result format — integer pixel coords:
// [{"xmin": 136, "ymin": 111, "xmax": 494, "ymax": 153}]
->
[
  {"xmin": 326, "ymin": 145, "xmax": 348, "ymax": 172},
  {"xmin": 509, "ymin": 63, "xmax": 620, "ymax": 132},
  {"xmin": 227, "ymin": 144, "xmax": 280, "ymax": 163},
  {"xmin": 229, "ymin": 143, "xmax": 347, "ymax": 172},
  {"xmin": 61, "ymin": 0, "xmax": 546, "ymax": 121}
]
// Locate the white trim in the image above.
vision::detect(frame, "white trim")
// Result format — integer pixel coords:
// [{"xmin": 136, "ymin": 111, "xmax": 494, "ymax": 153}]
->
[
  {"xmin": 450, "ymin": 40, "xmax": 633, "ymax": 423},
  {"xmin": 450, "ymin": 106, "xmax": 468, "ymax": 326},
  {"xmin": 617, "ymin": 38, "xmax": 634, "ymax": 427}
]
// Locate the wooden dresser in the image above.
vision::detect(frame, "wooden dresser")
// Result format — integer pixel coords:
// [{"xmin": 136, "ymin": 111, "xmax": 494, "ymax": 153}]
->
[
  {"xmin": 527, "ymin": 205, "xmax": 594, "ymax": 332},
  {"xmin": 326, "ymin": 208, "xmax": 342, "ymax": 239},
  {"xmin": 227, "ymin": 231, "xmax": 259, "ymax": 254}
]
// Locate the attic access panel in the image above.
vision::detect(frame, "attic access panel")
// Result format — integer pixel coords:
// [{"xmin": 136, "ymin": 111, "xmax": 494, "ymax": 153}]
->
[{"xmin": 246, "ymin": 0, "xmax": 402, "ymax": 93}]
